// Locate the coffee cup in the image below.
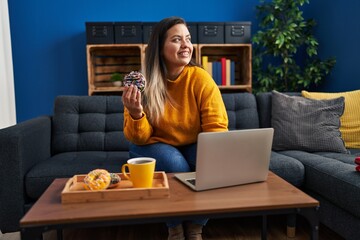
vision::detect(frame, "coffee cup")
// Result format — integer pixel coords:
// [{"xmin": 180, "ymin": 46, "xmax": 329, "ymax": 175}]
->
[{"xmin": 121, "ymin": 157, "xmax": 156, "ymax": 188}]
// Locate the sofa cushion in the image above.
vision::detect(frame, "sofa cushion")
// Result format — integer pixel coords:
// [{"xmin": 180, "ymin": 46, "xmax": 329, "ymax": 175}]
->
[
  {"xmin": 25, "ymin": 151, "xmax": 129, "ymax": 199},
  {"xmin": 279, "ymin": 150, "xmax": 360, "ymax": 218},
  {"xmin": 52, "ymin": 96, "xmax": 129, "ymax": 154},
  {"xmin": 315, "ymin": 151, "xmax": 360, "ymax": 165},
  {"xmin": 349, "ymin": 149, "xmax": 360, "ymax": 156},
  {"xmin": 269, "ymin": 151, "xmax": 305, "ymax": 187},
  {"xmin": 302, "ymin": 89, "xmax": 360, "ymax": 149},
  {"xmin": 271, "ymin": 91, "xmax": 347, "ymax": 153},
  {"xmin": 222, "ymin": 93, "xmax": 259, "ymax": 130},
  {"xmin": 256, "ymin": 92, "xmax": 301, "ymax": 128}
]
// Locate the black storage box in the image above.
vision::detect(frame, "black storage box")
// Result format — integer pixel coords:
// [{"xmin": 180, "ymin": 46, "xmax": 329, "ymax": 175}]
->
[
  {"xmin": 114, "ymin": 22, "xmax": 142, "ymax": 44},
  {"xmin": 142, "ymin": 22, "xmax": 157, "ymax": 44},
  {"xmin": 86, "ymin": 22, "xmax": 114, "ymax": 44},
  {"xmin": 187, "ymin": 22, "xmax": 198, "ymax": 44},
  {"xmin": 225, "ymin": 22, "xmax": 251, "ymax": 43},
  {"xmin": 198, "ymin": 22, "xmax": 224, "ymax": 44}
]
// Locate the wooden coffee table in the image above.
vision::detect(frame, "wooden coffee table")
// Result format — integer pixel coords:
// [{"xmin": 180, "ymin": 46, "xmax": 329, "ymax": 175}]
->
[{"xmin": 20, "ymin": 172, "xmax": 319, "ymax": 240}]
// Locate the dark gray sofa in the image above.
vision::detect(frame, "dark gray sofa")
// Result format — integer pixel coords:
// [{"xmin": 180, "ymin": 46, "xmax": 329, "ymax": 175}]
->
[{"xmin": 1, "ymin": 92, "xmax": 359, "ymax": 239}]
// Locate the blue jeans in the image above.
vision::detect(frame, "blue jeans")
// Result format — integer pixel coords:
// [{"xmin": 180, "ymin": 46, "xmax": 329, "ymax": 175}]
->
[
  {"xmin": 129, "ymin": 142, "xmax": 208, "ymax": 227},
  {"xmin": 129, "ymin": 142, "xmax": 197, "ymax": 172}
]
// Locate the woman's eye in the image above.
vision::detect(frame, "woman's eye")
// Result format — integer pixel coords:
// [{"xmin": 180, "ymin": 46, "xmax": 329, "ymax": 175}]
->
[{"xmin": 171, "ymin": 37, "xmax": 191, "ymax": 43}]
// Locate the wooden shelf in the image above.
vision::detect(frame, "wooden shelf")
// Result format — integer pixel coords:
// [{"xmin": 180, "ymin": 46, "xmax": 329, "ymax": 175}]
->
[{"xmin": 87, "ymin": 43, "xmax": 252, "ymax": 95}]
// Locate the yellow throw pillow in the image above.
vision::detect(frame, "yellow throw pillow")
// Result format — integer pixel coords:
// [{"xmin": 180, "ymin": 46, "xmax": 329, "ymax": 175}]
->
[{"xmin": 301, "ymin": 90, "xmax": 360, "ymax": 149}]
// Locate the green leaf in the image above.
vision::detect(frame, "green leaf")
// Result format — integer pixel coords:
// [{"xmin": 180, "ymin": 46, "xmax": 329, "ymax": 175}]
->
[{"xmin": 252, "ymin": 0, "xmax": 336, "ymax": 93}]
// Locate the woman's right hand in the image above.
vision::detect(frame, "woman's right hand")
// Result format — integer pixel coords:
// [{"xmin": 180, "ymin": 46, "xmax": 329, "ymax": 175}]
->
[{"xmin": 122, "ymin": 85, "xmax": 144, "ymax": 119}]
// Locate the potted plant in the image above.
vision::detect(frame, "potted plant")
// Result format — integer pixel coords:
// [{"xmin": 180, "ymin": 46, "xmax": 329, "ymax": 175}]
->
[
  {"xmin": 252, "ymin": 0, "xmax": 336, "ymax": 92},
  {"xmin": 110, "ymin": 72, "xmax": 123, "ymax": 87}
]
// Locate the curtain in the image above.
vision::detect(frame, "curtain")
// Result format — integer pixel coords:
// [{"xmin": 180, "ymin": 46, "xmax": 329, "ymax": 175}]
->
[{"xmin": 0, "ymin": 0, "xmax": 16, "ymax": 128}]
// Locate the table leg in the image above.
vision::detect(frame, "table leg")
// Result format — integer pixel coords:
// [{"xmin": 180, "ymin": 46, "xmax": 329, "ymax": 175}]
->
[
  {"xmin": 299, "ymin": 207, "xmax": 319, "ymax": 240},
  {"xmin": 21, "ymin": 227, "xmax": 43, "ymax": 240},
  {"xmin": 287, "ymin": 213, "xmax": 297, "ymax": 238},
  {"xmin": 261, "ymin": 215, "xmax": 267, "ymax": 240},
  {"xmin": 57, "ymin": 229, "xmax": 63, "ymax": 240}
]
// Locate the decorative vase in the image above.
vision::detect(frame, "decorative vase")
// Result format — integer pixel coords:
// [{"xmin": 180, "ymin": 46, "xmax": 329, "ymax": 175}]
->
[{"xmin": 112, "ymin": 81, "xmax": 122, "ymax": 87}]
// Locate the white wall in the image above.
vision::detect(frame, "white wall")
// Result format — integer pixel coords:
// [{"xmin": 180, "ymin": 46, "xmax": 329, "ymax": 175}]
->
[{"xmin": 0, "ymin": 0, "xmax": 16, "ymax": 128}]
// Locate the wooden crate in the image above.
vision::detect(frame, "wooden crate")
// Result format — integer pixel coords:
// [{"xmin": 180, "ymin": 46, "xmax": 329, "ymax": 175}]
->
[
  {"xmin": 87, "ymin": 44, "xmax": 143, "ymax": 95},
  {"xmin": 61, "ymin": 171, "xmax": 169, "ymax": 204}
]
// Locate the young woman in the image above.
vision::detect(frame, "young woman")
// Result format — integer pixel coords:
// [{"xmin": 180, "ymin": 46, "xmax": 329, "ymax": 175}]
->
[{"xmin": 122, "ymin": 16, "xmax": 228, "ymax": 240}]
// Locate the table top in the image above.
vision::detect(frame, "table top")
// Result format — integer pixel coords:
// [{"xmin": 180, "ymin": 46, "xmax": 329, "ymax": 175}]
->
[{"xmin": 20, "ymin": 172, "xmax": 319, "ymax": 228}]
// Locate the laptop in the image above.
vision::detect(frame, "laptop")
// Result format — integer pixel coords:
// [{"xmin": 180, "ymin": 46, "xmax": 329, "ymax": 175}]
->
[{"xmin": 174, "ymin": 128, "xmax": 274, "ymax": 191}]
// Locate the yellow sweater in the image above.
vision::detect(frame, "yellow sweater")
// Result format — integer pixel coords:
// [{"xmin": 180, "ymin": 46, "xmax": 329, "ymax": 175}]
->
[{"xmin": 124, "ymin": 66, "xmax": 228, "ymax": 146}]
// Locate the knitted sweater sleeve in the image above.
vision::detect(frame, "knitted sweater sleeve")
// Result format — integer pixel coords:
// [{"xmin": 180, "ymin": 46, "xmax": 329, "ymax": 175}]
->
[{"xmin": 123, "ymin": 108, "xmax": 153, "ymax": 145}]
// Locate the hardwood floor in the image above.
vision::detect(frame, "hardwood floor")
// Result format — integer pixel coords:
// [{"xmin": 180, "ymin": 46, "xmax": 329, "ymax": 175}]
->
[{"xmin": 43, "ymin": 215, "xmax": 344, "ymax": 240}]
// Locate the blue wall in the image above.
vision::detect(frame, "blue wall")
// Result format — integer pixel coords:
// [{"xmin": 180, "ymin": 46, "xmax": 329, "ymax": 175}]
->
[
  {"xmin": 303, "ymin": 0, "xmax": 360, "ymax": 92},
  {"xmin": 8, "ymin": 0, "xmax": 360, "ymax": 122}
]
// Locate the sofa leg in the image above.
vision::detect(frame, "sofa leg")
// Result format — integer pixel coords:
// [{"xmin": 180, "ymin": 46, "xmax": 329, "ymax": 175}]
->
[{"xmin": 286, "ymin": 214, "xmax": 296, "ymax": 238}]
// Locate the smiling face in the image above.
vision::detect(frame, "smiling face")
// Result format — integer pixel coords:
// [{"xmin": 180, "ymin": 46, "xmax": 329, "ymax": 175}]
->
[{"xmin": 162, "ymin": 23, "xmax": 193, "ymax": 80}]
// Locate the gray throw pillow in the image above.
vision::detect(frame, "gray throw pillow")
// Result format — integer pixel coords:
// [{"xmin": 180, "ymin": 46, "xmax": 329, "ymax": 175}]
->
[{"xmin": 271, "ymin": 91, "xmax": 347, "ymax": 153}]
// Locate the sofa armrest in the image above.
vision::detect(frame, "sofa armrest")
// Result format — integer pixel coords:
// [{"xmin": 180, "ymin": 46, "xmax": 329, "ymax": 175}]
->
[{"xmin": 0, "ymin": 116, "xmax": 51, "ymax": 233}]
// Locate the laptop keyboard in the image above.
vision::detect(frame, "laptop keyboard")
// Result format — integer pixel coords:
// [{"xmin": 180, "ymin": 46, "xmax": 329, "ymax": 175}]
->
[{"xmin": 186, "ymin": 178, "xmax": 196, "ymax": 186}]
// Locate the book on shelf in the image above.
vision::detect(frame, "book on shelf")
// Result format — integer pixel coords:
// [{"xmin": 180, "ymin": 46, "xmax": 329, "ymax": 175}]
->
[
  {"xmin": 226, "ymin": 59, "xmax": 231, "ymax": 86},
  {"xmin": 207, "ymin": 61, "xmax": 213, "ymax": 78},
  {"xmin": 213, "ymin": 61, "xmax": 222, "ymax": 86},
  {"xmin": 231, "ymin": 61, "xmax": 235, "ymax": 85},
  {"xmin": 203, "ymin": 57, "xmax": 236, "ymax": 86},
  {"xmin": 202, "ymin": 56, "xmax": 211, "ymax": 75},
  {"xmin": 212, "ymin": 61, "xmax": 217, "ymax": 85},
  {"xmin": 221, "ymin": 58, "xmax": 226, "ymax": 86}
]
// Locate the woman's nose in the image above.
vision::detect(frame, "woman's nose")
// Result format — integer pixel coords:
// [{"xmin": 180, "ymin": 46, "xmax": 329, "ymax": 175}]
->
[{"xmin": 181, "ymin": 39, "xmax": 191, "ymax": 48}]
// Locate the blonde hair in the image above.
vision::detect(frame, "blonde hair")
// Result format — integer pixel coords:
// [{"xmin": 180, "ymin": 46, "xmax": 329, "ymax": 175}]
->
[
  {"xmin": 143, "ymin": 16, "xmax": 198, "ymax": 125},
  {"xmin": 143, "ymin": 50, "xmax": 168, "ymax": 125}
]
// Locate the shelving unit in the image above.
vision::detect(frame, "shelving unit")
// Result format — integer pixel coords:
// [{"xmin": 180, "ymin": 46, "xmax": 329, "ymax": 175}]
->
[
  {"xmin": 198, "ymin": 44, "xmax": 252, "ymax": 92},
  {"xmin": 86, "ymin": 43, "xmax": 251, "ymax": 95}
]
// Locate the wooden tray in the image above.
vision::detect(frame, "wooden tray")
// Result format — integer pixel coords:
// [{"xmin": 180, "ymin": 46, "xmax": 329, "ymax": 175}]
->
[{"xmin": 61, "ymin": 171, "xmax": 169, "ymax": 204}]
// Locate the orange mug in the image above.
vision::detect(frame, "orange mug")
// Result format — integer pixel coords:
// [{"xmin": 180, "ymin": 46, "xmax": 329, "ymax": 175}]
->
[{"xmin": 121, "ymin": 157, "xmax": 156, "ymax": 188}]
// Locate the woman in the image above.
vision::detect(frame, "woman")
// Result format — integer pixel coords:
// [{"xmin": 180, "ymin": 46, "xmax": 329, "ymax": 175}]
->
[{"xmin": 122, "ymin": 16, "xmax": 228, "ymax": 240}]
